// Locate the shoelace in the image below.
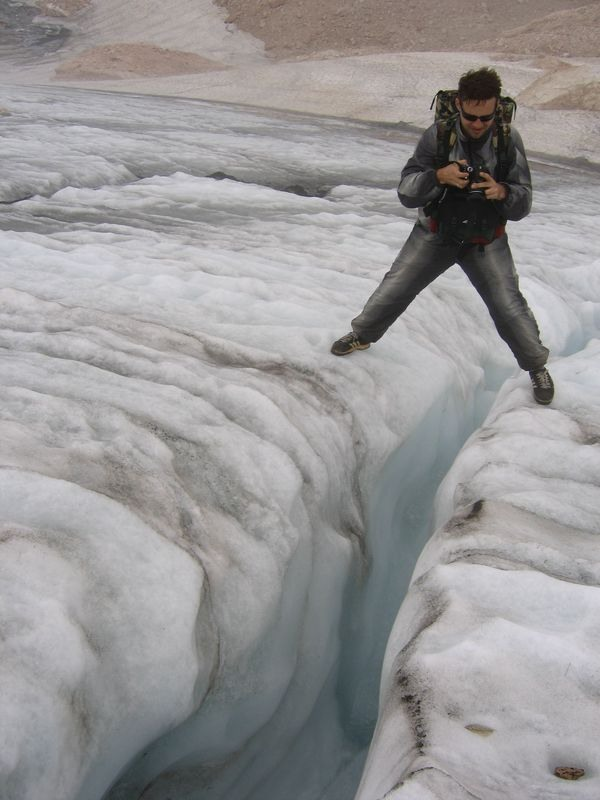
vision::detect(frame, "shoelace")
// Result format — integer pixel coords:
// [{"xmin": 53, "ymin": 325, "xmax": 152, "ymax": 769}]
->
[{"xmin": 531, "ymin": 370, "xmax": 551, "ymax": 388}]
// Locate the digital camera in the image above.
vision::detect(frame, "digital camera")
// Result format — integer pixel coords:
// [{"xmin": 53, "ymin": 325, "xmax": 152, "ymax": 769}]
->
[
  {"xmin": 459, "ymin": 163, "xmax": 486, "ymax": 184},
  {"xmin": 459, "ymin": 163, "xmax": 487, "ymax": 196}
]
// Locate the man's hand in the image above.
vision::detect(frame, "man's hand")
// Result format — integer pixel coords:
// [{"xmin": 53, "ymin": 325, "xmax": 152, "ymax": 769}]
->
[
  {"xmin": 471, "ymin": 171, "xmax": 508, "ymax": 201},
  {"xmin": 436, "ymin": 159, "xmax": 470, "ymax": 189}
]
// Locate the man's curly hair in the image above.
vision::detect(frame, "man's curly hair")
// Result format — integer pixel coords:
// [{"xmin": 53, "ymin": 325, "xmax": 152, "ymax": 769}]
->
[{"xmin": 458, "ymin": 67, "xmax": 502, "ymax": 101}]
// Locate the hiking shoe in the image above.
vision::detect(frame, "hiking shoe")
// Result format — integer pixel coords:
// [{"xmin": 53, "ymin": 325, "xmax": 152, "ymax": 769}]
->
[
  {"xmin": 330, "ymin": 332, "xmax": 371, "ymax": 356},
  {"xmin": 529, "ymin": 367, "xmax": 554, "ymax": 405}
]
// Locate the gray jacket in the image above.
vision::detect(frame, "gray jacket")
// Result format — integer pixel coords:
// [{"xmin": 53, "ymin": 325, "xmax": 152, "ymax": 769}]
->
[{"xmin": 397, "ymin": 120, "xmax": 532, "ymax": 230}]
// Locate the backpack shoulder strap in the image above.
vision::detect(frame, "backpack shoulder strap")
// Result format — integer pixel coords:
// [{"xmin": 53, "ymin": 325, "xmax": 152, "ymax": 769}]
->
[
  {"xmin": 429, "ymin": 89, "xmax": 459, "ymax": 169},
  {"xmin": 493, "ymin": 121, "xmax": 512, "ymax": 182},
  {"xmin": 435, "ymin": 116, "xmax": 458, "ymax": 168},
  {"xmin": 493, "ymin": 96, "xmax": 516, "ymax": 182}
]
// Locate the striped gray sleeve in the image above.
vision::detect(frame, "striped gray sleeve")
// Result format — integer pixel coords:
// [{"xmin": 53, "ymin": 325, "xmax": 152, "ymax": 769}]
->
[{"xmin": 397, "ymin": 125, "xmax": 445, "ymax": 209}]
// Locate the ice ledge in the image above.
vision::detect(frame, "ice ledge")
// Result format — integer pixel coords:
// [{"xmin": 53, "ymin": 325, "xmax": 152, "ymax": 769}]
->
[{"xmin": 356, "ymin": 344, "xmax": 600, "ymax": 800}]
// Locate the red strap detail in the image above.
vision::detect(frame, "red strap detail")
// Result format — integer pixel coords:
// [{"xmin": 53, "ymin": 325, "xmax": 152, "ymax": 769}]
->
[
  {"xmin": 468, "ymin": 224, "xmax": 506, "ymax": 245},
  {"xmin": 428, "ymin": 221, "xmax": 506, "ymax": 245}
]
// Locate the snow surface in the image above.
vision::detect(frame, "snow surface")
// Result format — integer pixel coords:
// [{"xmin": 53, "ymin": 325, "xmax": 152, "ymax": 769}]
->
[{"xmin": 1, "ymin": 84, "xmax": 600, "ymax": 800}]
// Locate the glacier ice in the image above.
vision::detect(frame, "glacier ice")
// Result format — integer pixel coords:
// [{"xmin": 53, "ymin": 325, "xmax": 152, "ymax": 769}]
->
[{"xmin": 0, "ymin": 85, "xmax": 599, "ymax": 800}]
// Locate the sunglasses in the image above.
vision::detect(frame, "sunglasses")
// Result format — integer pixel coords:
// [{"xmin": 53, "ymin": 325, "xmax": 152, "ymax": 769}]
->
[{"xmin": 459, "ymin": 104, "xmax": 497, "ymax": 123}]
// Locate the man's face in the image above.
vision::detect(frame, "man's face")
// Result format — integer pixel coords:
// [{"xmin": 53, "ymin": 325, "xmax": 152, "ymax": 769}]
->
[{"xmin": 455, "ymin": 97, "xmax": 497, "ymax": 139}]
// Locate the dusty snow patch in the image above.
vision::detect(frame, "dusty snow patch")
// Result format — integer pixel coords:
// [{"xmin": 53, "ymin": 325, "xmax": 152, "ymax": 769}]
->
[
  {"xmin": 31, "ymin": 0, "xmax": 90, "ymax": 16},
  {"xmin": 54, "ymin": 42, "xmax": 228, "ymax": 80},
  {"xmin": 518, "ymin": 61, "xmax": 600, "ymax": 111}
]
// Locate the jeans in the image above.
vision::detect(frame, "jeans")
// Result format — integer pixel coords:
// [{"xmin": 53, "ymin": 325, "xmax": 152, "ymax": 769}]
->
[{"xmin": 351, "ymin": 224, "xmax": 549, "ymax": 371}]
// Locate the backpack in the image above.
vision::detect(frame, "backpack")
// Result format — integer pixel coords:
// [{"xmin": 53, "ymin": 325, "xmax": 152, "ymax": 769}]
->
[{"xmin": 426, "ymin": 90, "xmax": 517, "ymax": 246}]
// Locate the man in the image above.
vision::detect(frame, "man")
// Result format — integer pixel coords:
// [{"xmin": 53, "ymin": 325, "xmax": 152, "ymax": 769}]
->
[{"xmin": 330, "ymin": 67, "xmax": 554, "ymax": 405}]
